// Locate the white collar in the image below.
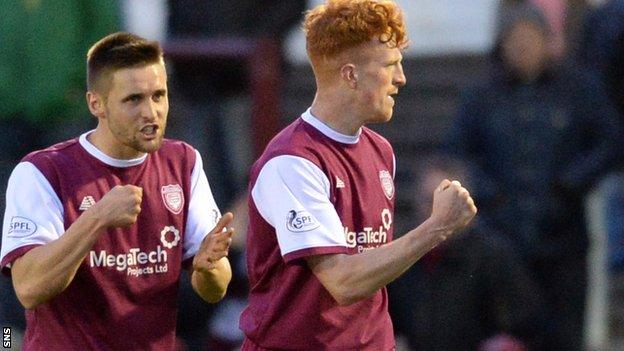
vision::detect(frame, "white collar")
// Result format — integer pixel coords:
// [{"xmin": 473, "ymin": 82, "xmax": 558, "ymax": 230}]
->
[
  {"xmin": 301, "ymin": 108, "xmax": 361, "ymax": 144},
  {"xmin": 79, "ymin": 131, "xmax": 148, "ymax": 168}
]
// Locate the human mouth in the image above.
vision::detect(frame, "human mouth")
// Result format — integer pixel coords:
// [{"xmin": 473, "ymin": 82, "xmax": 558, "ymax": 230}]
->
[
  {"xmin": 140, "ymin": 124, "xmax": 159, "ymax": 139},
  {"xmin": 388, "ymin": 92, "xmax": 397, "ymax": 104}
]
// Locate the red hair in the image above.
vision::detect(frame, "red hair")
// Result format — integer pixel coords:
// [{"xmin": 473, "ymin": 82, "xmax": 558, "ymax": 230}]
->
[{"xmin": 304, "ymin": 0, "xmax": 407, "ymax": 59}]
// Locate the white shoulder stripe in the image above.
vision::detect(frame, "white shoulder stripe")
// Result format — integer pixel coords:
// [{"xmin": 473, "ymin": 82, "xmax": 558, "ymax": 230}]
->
[
  {"xmin": 19, "ymin": 162, "xmax": 64, "ymax": 216},
  {"xmin": 251, "ymin": 155, "xmax": 346, "ymax": 257},
  {"xmin": 252, "ymin": 155, "xmax": 330, "ymax": 226}
]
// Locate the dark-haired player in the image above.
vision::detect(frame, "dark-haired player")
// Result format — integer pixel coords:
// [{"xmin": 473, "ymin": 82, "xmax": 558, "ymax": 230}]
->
[{"xmin": 1, "ymin": 32, "xmax": 233, "ymax": 350}]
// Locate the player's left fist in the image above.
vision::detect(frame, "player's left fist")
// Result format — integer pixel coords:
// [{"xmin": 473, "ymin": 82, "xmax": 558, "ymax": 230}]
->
[{"xmin": 193, "ymin": 212, "xmax": 234, "ymax": 273}]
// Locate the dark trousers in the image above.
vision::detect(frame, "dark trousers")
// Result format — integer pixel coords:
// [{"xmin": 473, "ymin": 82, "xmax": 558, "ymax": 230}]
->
[{"xmin": 531, "ymin": 253, "xmax": 587, "ymax": 351}]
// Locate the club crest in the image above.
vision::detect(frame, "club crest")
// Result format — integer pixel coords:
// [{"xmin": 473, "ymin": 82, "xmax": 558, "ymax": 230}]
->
[
  {"xmin": 161, "ymin": 184, "xmax": 184, "ymax": 214},
  {"xmin": 379, "ymin": 170, "xmax": 394, "ymax": 200}
]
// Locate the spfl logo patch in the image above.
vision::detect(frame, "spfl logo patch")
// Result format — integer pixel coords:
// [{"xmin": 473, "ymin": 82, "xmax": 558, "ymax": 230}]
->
[
  {"xmin": 8, "ymin": 216, "xmax": 37, "ymax": 237},
  {"xmin": 161, "ymin": 184, "xmax": 184, "ymax": 214},
  {"xmin": 286, "ymin": 210, "xmax": 320, "ymax": 232}
]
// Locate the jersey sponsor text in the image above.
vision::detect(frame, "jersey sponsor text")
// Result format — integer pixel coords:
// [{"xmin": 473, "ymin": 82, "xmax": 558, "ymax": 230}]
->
[
  {"xmin": 344, "ymin": 209, "xmax": 392, "ymax": 252},
  {"xmin": 89, "ymin": 246, "xmax": 168, "ymax": 276}
]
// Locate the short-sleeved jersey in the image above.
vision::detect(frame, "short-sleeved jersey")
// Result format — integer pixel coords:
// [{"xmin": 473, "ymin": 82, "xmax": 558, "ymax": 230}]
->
[
  {"xmin": 0, "ymin": 132, "xmax": 220, "ymax": 350},
  {"xmin": 240, "ymin": 109, "xmax": 396, "ymax": 350}
]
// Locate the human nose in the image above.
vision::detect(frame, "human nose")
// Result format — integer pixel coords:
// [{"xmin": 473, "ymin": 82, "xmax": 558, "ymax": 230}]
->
[
  {"xmin": 394, "ymin": 62, "xmax": 406, "ymax": 87},
  {"xmin": 140, "ymin": 99, "xmax": 158, "ymax": 122}
]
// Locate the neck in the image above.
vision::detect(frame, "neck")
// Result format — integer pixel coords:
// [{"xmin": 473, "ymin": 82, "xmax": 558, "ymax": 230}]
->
[
  {"xmin": 309, "ymin": 88, "xmax": 363, "ymax": 136},
  {"xmin": 88, "ymin": 126, "xmax": 145, "ymax": 160},
  {"xmin": 518, "ymin": 68, "xmax": 541, "ymax": 84},
  {"xmin": 510, "ymin": 61, "xmax": 547, "ymax": 84}
]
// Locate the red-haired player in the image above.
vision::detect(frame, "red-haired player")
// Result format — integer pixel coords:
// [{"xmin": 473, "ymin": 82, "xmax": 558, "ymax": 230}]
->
[{"xmin": 240, "ymin": 1, "xmax": 477, "ymax": 350}]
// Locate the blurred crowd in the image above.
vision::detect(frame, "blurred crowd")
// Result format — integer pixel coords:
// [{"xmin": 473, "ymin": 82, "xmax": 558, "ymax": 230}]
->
[{"xmin": 1, "ymin": 0, "xmax": 624, "ymax": 350}]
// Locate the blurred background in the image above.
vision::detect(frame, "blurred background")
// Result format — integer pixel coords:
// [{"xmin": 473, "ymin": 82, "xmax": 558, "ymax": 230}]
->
[{"xmin": 1, "ymin": 0, "xmax": 624, "ymax": 350}]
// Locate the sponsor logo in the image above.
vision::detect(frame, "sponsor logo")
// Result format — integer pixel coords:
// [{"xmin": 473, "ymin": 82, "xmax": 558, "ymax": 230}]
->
[
  {"xmin": 381, "ymin": 208, "xmax": 392, "ymax": 229},
  {"xmin": 161, "ymin": 184, "xmax": 184, "ymax": 214},
  {"xmin": 344, "ymin": 209, "xmax": 392, "ymax": 253},
  {"xmin": 379, "ymin": 170, "xmax": 394, "ymax": 200},
  {"xmin": 89, "ymin": 225, "xmax": 179, "ymax": 277},
  {"xmin": 160, "ymin": 226, "xmax": 181, "ymax": 249},
  {"xmin": 335, "ymin": 176, "xmax": 345, "ymax": 189},
  {"xmin": 79, "ymin": 196, "xmax": 96, "ymax": 211},
  {"xmin": 286, "ymin": 210, "xmax": 320, "ymax": 232},
  {"xmin": 89, "ymin": 246, "xmax": 169, "ymax": 277},
  {"xmin": 7, "ymin": 216, "xmax": 37, "ymax": 237}
]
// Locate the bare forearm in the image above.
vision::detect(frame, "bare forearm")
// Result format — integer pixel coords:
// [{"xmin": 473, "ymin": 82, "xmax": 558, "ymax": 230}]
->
[
  {"xmin": 309, "ymin": 219, "xmax": 449, "ymax": 305},
  {"xmin": 309, "ymin": 179, "xmax": 476, "ymax": 305},
  {"xmin": 347, "ymin": 220, "xmax": 447, "ymax": 290},
  {"xmin": 191, "ymin": 257, "xmax": 232, "ymax": 303},
  {"xmin": 11, "ymin": 214, "xmax": 105, "ymax": 309}
]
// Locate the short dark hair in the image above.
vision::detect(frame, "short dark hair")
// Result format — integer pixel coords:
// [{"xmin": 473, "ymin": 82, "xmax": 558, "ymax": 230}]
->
[{"xmin": 86, "ymin": 32, "xmax": 163, "ymax": 92}]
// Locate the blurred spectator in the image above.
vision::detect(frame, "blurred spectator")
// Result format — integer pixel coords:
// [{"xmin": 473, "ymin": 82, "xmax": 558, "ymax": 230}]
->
[
  {"xmin": 164, "ymin": 3, "xmax": 305, "ymax": 349},
  {"xmin": 390, "ymin": 153, "xmax": 544, "ymax": 351},
  {"xmin": 500, "ymin": 0, "xmax": 588, "ymax": 59},
  {"xmin": 578, "ymin": 2, "xmax": 624, "ymax": 274},
  {"xmin": 578, "ymin": 0, "xmax": 624, "ymax": 90},
  {"xmin": 446, "ymin": 3, "xmax": 623, "ymax": 350},
  {"xmin": 165, "ymin": 0, "xmax": 307, "ymax": 206},
  {"xmin": 0, "ymin": 0, "xmax": 119, "ymax": 342},
  {"xmin": 576, "ymin": 3, "xmax": 624, "ymax": 349},
  {"xmin": 602, "ymin": 32, "xmax": 624, "ymax": 274}
]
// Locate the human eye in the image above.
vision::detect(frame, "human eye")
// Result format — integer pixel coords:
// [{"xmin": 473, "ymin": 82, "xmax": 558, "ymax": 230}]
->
[
  {"xmin": 123, "ymin": 94, "xmax": 143, "ymax": 103},
  {"xmin": 152, "ymin": 90, "xmax": 166, "ymax": 102}
]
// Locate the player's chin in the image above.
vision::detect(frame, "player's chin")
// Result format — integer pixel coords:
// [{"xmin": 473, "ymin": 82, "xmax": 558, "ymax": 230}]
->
[
  {"xmin": 138, "ymin": 137, "xmax": 164, "ymax": 154},
  {"xmin": 377, "ymin": 109, "xmax": 394, "ymax": 123},
  {"xmin": 383, "ymin": 110, "xmax": 394, "ymax": 122}
]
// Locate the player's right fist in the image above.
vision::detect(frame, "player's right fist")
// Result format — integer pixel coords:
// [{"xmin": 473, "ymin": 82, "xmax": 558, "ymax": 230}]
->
[
  {"xmin": 90, "ymin": 185, "xmax": 143, "ymax": 228},
  {"xmin": 428, "ymin": 179, "xmax": 477, "ymax": 238}
]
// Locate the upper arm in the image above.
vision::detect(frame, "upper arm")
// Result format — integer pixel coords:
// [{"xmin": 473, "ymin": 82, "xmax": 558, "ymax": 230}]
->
[
  {"xmin": 251, "ymin": 155, "xmax": 348, "ymax": 262},
  {"xmin": 183, "ymin": 150, "xmax": 221, "ymax": 262},
  {"xmin": 1, "ymin": 162, "xmax": 64, "ymax": 273}
]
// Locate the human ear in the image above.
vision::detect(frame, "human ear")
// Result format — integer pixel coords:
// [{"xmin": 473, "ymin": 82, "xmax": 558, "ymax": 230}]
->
[
  {"xmin": 340, "ymin": 64, "xmax": 358, "ymax": 89},
  {"xmin": 86, "ymin": 91, "xmax": 106, "ymax": 119}
]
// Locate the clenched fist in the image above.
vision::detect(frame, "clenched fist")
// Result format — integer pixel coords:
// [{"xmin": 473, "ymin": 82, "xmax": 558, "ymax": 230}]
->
[
  {"xmin": 89, "ymin": 185, "xmax": 143, "ymax": 228},
  {"xmin": 193, "ymin": 212, "xmax": 235, "ymax": 273},
  {"xmin": 429, "ymin": 179, "xmax": 477, "ymax": 238}
]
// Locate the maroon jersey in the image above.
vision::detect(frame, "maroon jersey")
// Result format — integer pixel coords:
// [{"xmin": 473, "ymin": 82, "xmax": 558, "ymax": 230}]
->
[
  {"xmin": 240, "ymin": 110, "xmax": 396, "ymax": 350},
  {"xmin": 1, "ymin": 133, "xmax": 220, "ymax": 350}
]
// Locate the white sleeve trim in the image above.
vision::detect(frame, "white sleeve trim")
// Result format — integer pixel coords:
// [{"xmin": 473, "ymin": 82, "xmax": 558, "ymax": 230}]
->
[
  {"xmin": 251, "ymin": 155, "xmax": 347, "ymax": 257},
  {"xmin": 1, "ymin": 162, "xmax": 65, "ymax": 265},
  {"xmin": 392, "ymin": 153, "xmax": 396, "ymax": 179},
  {"xmin": 183, "ymin": 149, "xmax": 221, "ymax": 260}
]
